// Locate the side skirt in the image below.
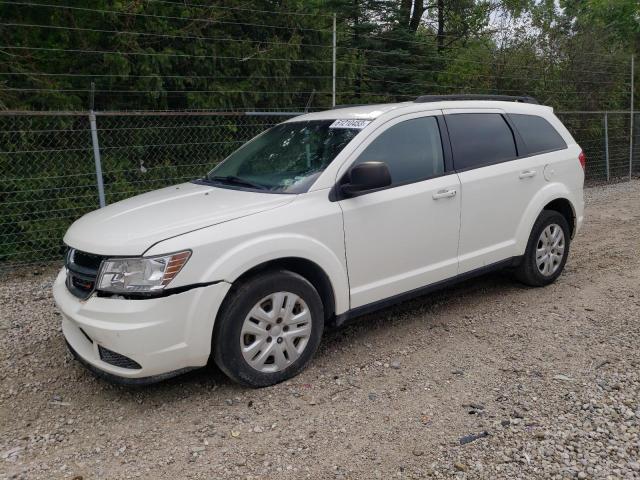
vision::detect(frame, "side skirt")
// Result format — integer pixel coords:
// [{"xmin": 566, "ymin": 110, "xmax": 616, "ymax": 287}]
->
[{"xmin": 334, "ymin": 256, "xmax": 521, "ymax": 327}]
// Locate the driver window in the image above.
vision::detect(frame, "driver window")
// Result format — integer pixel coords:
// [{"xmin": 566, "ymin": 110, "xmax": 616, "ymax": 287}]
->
[{"xmin": 353, "ymin": 116, "xmax": 444, "ymax": 186}]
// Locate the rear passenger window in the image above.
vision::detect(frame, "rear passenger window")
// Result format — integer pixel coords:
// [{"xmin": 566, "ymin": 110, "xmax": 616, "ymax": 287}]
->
[
  {"xmin": 509, "ymin": 114, "xmax": 567, "ymax": 154},
  {"xmin": 354, "ymin": 116, "xmax": 444, "ymax": 185},
  {"xmin": 446, "ymin": 113, "xmax": 517, "ymax": 170}
]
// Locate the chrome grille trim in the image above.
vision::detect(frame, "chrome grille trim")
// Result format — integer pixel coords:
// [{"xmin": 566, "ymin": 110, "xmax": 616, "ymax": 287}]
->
[{"xmin": 65, "ymin": 248, "xmax": 105, "ymax": 299}]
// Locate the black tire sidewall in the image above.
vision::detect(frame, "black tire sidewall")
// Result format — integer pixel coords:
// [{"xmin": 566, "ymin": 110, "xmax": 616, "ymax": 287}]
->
[
  {"xmin": 213, "ymin": 270, "xmax": 324, "ymax": 388},
  {"xmin": 520, "ymin": 210, "xmax": 571, "ymax": 286}
]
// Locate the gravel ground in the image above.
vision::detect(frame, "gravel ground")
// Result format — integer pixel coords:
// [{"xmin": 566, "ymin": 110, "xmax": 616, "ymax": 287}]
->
[{"xmin": 1, "ymin": 180, "xmax": 639, "ymax": 480}]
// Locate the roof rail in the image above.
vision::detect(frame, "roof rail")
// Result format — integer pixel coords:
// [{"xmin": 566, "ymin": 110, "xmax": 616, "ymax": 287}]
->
[{"xmin": 414, "ymin": 94, "xmax": 539, "ymax": 104}]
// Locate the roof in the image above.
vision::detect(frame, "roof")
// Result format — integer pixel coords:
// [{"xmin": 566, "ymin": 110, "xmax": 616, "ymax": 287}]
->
[
  {"xmin": 290, "ymin": 103, "xmax": 409, "ymax": 121},
  {"xmin": 287, "ymin": 99, "xmax": 552, "ymax": 123}
]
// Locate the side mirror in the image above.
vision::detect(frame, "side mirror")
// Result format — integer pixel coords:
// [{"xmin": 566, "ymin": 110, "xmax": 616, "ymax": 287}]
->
[{"xmin": 340, "ymin": 161, "xmax": 391, "ymax": 196}]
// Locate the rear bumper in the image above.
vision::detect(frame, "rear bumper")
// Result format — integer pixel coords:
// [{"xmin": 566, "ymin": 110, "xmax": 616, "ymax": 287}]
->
[
  {"xmin": 53, "ymin": 268, "xmax": 231, "ymax": 380},
  {"xmin": 575, "ymin": 213, "xmax": 584, "ymax": 237},
  {"xmin": 574, "ymin": 193, "xmax": 585, "ymax": 237}
]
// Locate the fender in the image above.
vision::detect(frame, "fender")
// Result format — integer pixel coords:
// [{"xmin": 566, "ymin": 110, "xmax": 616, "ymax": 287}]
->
[
  {"xmin": 143, "ymin": 190, "xmax": 349, "ymax": 314},
  {"xmin": 514, "ymin": 182, "xmax": 577, "ymax": 255},
  {"xmin": 200, "ymin": 233, "xmax": 350, "ymax": 315}
]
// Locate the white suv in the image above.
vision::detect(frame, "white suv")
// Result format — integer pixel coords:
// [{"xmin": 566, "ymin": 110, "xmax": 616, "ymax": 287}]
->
[{"xmin": 53, "ymin": 95, "xmax": 585, "ymax": 387}]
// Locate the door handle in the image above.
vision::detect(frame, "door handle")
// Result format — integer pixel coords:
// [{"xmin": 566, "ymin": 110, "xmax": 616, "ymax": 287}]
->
[
  {"xmin": 432, "ymin": 188, "xmax": 457, "ymax": 200},
  {"xmin": 519, "ymin": 170, "xmax": 537, "ymax": 179}
]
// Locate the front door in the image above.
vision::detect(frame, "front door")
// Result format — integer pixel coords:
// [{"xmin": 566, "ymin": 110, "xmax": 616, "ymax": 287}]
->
[{"xmin": 338, "ymin": 113, "xmax": 461, "ymax": 309}]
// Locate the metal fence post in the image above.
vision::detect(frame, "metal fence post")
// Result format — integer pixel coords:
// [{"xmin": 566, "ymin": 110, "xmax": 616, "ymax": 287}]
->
[
  {"xmin": 89, "ymin": 111, "xmax": 106, "ymax": 208},
  {"xmin": 630, "ymin": 55, "xmax": 635, "ymax": 180},
  {"xmin": 332, "ymin": 13, "xmax": 337, "ymax": 108},
  {"xmin": 604, "ymin": 112, "xmax": 610, "ymax": 182}
]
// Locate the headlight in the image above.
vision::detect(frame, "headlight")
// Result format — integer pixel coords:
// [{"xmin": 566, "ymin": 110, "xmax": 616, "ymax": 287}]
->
[{"xmin": 97, "ymin": 251, "xmax": 191, "ymax": 293}]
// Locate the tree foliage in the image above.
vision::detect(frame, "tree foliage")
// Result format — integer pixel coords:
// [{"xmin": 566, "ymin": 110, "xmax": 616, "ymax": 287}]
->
[{"xmin": 0, "ymin": 0, "xmax": 637, "ymax": 111}]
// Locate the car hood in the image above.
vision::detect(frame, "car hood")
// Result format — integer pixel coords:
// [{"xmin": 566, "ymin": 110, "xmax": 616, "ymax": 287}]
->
[{"xmin": 64, "ymin": 182, "xmax": 295, "ymax": 255}]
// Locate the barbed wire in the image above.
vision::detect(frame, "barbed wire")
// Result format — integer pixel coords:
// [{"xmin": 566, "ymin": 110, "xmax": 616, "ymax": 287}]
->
[
  {"xmin": 9, "ymin": 0, "xmax": 628, "ymax": 51},
  {"xmin": 0, "ymin": 72, "xmax": 337, "ymax": 81},
  {"xmin": 0, "ymin": 87, "xmax": 330, "ymax": 95},
  {"xmin": 348, "ymin": 76, "xmax": 623, "ymax": 92},
  {"xmin": 0, "ymin": 22, "xmax": 333, "ymax": 51},
  {"xmin": 0, "ymin": 89, "xmax": 620, "ymax": 109},
  {"xmin": 0, "ymin": 45, "xmax": 334, "ymax": 63},
  {"xmin": 1, "ymin": 122, "xmax": 303, "ymax": 134},
  {"xmin": 1, "ymin": 45, "xmax": 626, "ymax": 89},
  {"xmin": 144, "ymin": 0, "xmax": 334, "ymax": 18},
  {"xmin": 0, "ymin": 108, "xmax": 313, "ymax": 114},
  {"xmin": 0, "ymin": 12, "xmax": 629, "ymax": 110},
  {"xmin": 2, "ymin": 0, "xmax": 521, "ymax": 42},
  {"xmin": 338, "ymin": 61, "xmax": 628, "ymax": 84},
  {"xmin": 4, "ymin": 25, "xmax": 621, "ymax": 70},
  {"xmin": 336, "ymin": 45, "xmax": 626, "ymax": 70},
  {"xmin": 1, "ymin": 64, "xmax": 625, "ymax": 88},
  {"xmin": 3, "ymin": 1, "xmax": 334, "ymax": 33}
]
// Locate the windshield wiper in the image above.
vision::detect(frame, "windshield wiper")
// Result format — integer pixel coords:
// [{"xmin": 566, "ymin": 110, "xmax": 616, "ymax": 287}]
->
[{"xmin": 207, "ymin": 175, "xmax": 267, "ymax": 190}]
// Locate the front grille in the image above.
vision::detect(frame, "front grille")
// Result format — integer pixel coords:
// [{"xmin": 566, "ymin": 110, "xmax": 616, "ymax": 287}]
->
[
  {"xmin": 65, "ymin": 248, "xmax": 105, "ymax": 299},
  {"xmin": 98, "ymin": 345, "xmax": 142, "ymax": 370}
]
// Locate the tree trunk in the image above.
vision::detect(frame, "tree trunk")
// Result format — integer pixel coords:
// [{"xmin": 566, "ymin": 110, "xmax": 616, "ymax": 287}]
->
[
  {"xmin": 399, "ymin": 0, "xmax": 412, "ymax": 25},
  {"xmin": 437, "ymin": 0, "xmax": 445, "ymax": 52},
  {"xmin": 409, "ymin": 0, "xmax": 425, "ymax": 32}
]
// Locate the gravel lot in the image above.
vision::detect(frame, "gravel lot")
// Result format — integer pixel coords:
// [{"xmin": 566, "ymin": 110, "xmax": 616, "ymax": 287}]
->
[{"xmin": 1, "ymin": 180, "xmax": 639, "ymax": 480}]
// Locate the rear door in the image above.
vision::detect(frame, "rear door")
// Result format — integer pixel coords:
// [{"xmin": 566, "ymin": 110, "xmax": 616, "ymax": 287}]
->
[
  {"xmin": 338, "ymin": 112, "xmax": 461, "ymax": 308},
  {"xmin": 444, "ymin": 109, "xmax": 547, "ymax": 273}
]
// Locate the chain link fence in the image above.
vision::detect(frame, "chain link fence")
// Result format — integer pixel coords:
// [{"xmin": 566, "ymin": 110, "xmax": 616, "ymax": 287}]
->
[
  {"xmin": 556, "ymin": 112, "xmax": 638, "ymax": 182},
  {"xmin": 1, "ymin": 110, "xmax": 638, "ymax": 268},
  {"xmin": 0, "ymin": 111, "xmax": 297, "ymax": 267}
]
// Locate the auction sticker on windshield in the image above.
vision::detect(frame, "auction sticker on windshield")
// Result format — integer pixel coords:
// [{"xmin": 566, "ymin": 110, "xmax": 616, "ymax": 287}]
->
[{"xmin": 329, "ymin": 119, "xmax": 371, "ymax": 129}]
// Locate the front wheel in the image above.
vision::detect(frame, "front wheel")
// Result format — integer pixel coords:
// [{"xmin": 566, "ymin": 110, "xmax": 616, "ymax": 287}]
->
[
  {"xmin": 213, "ymin": 270, "xmax": 324, "ymax": 387},
  {"xmin": 514, "ymin": 210, "xmax": 571, "ymax": 287}
]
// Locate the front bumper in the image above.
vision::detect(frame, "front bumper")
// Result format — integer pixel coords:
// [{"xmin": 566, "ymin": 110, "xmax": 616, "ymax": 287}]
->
[{"xmin": 53, "ymin": 268, "xmax": 231, "ymax": 381}]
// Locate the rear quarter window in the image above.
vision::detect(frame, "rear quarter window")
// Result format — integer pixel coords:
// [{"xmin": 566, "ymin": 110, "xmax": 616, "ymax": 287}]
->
[{"xmin": 509, "ymin": 114, "xmax": 567, "ymax": 155}]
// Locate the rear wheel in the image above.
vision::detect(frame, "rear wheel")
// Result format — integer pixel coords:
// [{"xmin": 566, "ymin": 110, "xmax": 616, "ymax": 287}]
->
[
  {"xmin": 213, "ymin": 270, "xmax": 324, "ymax": 387},
  {"xmin": 514, "ymin": 210, "xmax": 571, "ymax": 287}
]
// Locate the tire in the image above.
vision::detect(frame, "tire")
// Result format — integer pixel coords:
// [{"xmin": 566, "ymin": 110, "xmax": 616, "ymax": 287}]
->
[
  {"xmin": 514, "ymin": 210, "xmax": 571, "ymax": 287},
  {"xmin": 212, "ymin": 269, "xmax": 324, "ymax": 388}
]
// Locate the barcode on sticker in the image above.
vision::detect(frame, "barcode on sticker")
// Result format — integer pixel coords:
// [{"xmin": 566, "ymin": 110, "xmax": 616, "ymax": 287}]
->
[{"xmin": 329, "ymin": 119, "xmax": 371, "ymax": 129}]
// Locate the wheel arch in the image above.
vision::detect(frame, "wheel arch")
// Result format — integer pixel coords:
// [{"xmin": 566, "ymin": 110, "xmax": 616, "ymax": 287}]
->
[
  {"xmin": 542, "ymin": 197, "xmax": 576, "ymax": 238},
  {"xmin": 203, "ymin": 233, "xmax": 350, "ymax": 319},
  {"xmin": 515, "ymin": 183, "xmax": 578, "ymax": 254},
  {"xmin": 232, "ymin": 257, "xmax": 338, "ymax": 324}
]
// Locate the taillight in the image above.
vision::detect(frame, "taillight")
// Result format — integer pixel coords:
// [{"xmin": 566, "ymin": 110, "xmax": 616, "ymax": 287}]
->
[{"xmin": 578, "ymin": 151, "xmax": 586, "ymax": 170}]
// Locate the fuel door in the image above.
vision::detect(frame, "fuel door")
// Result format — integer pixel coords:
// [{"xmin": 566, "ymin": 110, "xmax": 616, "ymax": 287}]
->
[{"xmin": 543, "ymin": 164, "xmax": 555, "ymax": 182}]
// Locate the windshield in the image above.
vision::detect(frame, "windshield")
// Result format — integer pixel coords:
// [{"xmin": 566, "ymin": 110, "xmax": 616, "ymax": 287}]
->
[{"xmin": 203, "ymin": 120, "xmax": 361, "ymax": 193}]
